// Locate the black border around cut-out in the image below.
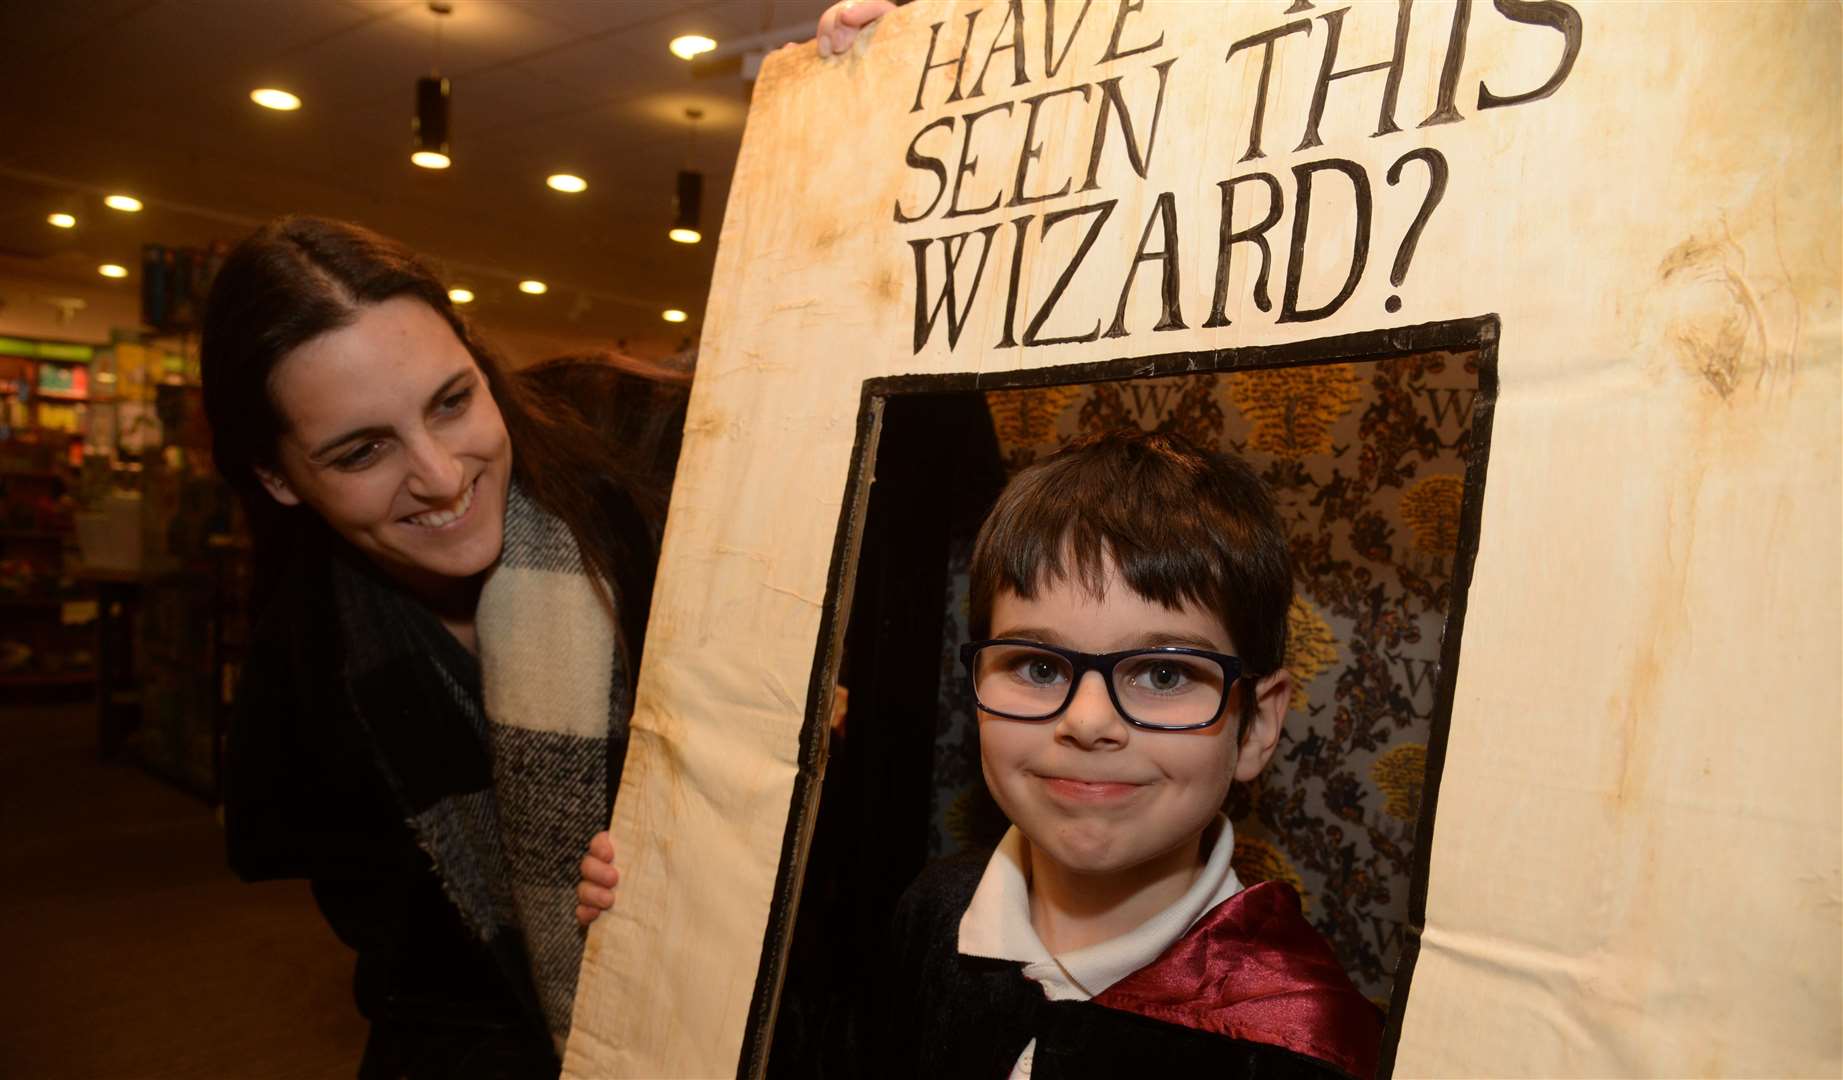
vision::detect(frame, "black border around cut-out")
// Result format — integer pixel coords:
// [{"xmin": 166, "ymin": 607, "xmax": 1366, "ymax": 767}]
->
[{"xmin": 737, "ymin": 316, "xmax": 1501, "ymax": 1079}]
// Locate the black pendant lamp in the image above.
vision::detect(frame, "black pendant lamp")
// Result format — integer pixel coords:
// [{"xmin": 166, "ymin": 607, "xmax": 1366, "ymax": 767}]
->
[
  {"xmin": 671, "ymin": 171, "xmax": 703, "ymax": 244},
  {"xmin": 412, "ymin": 2, "xmax": 453, "ymax": 169},
  {"xmin": 670, "ymin": 108, "xmax": 705, "ymax": 244}
]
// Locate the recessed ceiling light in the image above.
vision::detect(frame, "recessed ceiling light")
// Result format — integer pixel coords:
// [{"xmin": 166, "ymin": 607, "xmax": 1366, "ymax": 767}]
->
[
  {"xmin": 104, "ymin": 195, "xmax": 142, "ymax": 212},
  {"xmin": 546, "ymin": 173, "xmax": 587, "ymax": 194},
  {"xmin": 448, "ymin": 287, "xmax": 475, "ymax": 304},
  {"xmin": 250, "ymin": 88, "xmax": 302, "ymax": 111},
  {"xmin": 668, "ymin": 227, "xmax": 702, "ymax": 245},
  {"xmin": 670, "ymin": 34, "xmax": 717, "ymax": 60},
  {"xmin": 46, "ymin": 213, "xmax": 76, "ymax": 229},
  {"xmin": 411, "ymin": 150, "xmax": 451, "ymax": 170},
  {"xmin": 98, "ymin": 264, "xmax": 128, "ymax": 279},
  {"xmin": 662, "ymin": 308, "xmax": 688, "ymax": 323},
  {"xmin": 518, "ymin": 280, "xmax": 548, "ymax": 295}
]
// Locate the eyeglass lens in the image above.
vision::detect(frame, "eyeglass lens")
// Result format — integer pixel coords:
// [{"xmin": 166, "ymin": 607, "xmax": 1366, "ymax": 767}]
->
[{"xmin": 971, "ymin": 643, "xmax": 1228, "ymax": 728}]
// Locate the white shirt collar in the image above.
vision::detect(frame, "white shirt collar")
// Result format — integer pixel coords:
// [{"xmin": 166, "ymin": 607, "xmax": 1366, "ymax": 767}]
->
[{"xmin": 958, "ymin": 814, "xmax": 1244, "ymax": 1001}]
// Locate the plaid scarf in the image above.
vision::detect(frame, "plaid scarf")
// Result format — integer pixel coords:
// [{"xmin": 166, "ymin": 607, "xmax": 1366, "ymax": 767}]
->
[{"xmin": 333, "ymin": 480, "xmax": 628, "ymax": 1053}]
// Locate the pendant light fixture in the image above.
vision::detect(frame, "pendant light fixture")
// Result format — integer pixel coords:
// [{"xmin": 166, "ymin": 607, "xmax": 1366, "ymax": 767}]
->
[
  {"xmin": 670, "ymin": 108, "xmax": 705, "ymax": 244},
  {"xmin": 412, "ymin": 2, "xmax": 454, "ymax": 169}
]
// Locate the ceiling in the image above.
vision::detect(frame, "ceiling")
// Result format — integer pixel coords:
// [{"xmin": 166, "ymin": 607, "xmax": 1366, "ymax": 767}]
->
[{"xmin": 0, "ymin": 0, "xmax": 836, "ymax": 360}]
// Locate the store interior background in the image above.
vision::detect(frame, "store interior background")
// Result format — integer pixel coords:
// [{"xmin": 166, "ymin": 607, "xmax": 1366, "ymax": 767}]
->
[{"xmin": 0, "ymin": 2, "xmax": 832, "ymax": 1074}]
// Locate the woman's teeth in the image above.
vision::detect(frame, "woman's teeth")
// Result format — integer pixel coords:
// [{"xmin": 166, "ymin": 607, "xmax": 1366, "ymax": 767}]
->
[{"xmin": 407, "ymin": 480, "xmax": 474, "ymax": 527}]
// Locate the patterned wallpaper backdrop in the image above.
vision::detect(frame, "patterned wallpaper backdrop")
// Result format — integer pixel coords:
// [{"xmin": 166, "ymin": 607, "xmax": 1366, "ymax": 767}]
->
[{"xmin": 927, "ymin": 348, "xmax": 1483, "ymax": 1005}]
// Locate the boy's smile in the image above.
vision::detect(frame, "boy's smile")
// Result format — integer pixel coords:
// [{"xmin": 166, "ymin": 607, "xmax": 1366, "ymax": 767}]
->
[
  {"xmin": 978, "ymin": 557, "xmax": 1283, "ymax": 882},
  {"xmin": 1038, "ymin": 777, "xmax": 1147, "ymax": 804}
]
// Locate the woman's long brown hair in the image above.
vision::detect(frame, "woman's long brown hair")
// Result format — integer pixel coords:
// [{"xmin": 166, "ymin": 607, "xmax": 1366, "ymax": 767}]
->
[{"xmin": 200, "ymin": 215, "xmax": 656, "ymax": 667}]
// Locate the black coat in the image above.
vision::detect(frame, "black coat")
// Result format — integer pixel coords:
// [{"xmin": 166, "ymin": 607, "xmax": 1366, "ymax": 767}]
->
[{"xmin": 225, "ymin": 540, "xmax": 558, "ymax": 1079}]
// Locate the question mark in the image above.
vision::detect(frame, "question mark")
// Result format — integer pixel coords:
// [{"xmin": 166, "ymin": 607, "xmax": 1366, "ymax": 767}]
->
[{"xmin": 1384, "ymin": 148, "xmax": 1449, "ymax": 314}]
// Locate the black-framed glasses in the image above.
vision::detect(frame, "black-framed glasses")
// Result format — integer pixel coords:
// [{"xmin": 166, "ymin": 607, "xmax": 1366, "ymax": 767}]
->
[{"xmin": 959, "ymin": 638, "xmax": 1244, "ymax": 732}]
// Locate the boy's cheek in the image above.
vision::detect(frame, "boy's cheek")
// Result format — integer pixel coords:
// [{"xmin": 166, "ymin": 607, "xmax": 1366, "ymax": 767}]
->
[
  {"xmin": 976, "ymin": 743, "xmax": 1019, "ymax": 811},
  {"xmin": 976, "ymin": 730, "xmax": 1044, "ymax": 826}
]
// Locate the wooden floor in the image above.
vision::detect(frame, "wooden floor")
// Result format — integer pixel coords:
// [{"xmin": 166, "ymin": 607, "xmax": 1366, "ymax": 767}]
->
[{"xmin": 0, "ymin": 699, "xmax": 367, "ymax": 1079}]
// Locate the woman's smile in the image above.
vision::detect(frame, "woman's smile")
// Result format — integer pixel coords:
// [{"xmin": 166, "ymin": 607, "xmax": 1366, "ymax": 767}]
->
[{"xmin": 403, "ymin": 475, "xmax": 478, "ymax": 529}]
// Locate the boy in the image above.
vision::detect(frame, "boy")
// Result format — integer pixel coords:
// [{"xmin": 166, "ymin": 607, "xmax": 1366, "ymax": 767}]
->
[
  {"xmin": 578, "ymin": 430, "xmax": 1381, "ymax": 1077},
  {"xmin": 878, "ymin": 429, "xmax": 1380, "ymax": 1078}
]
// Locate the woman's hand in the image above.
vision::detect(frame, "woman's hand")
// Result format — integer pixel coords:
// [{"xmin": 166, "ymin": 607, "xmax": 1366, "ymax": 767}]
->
[
  {"xmin": 575, "ymin": 830, "xmax": 620, "ymax": 928},
  {"xmin": 816, "ymin": 0, "xmax": 896, "ymax": 57}
]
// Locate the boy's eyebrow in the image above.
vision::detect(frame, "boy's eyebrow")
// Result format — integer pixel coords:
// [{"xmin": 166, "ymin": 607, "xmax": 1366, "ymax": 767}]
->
[
  {"xmin": 989, "ymin": 626, "xmax": 1230, "ymax": 653},
  {"xmin": 1136, "ymin": 631, "xmax": 1231, "ymax": 652},
  {"xmin": 990, "ymin": 624, "xmax": 1069, "ymax": 646}
]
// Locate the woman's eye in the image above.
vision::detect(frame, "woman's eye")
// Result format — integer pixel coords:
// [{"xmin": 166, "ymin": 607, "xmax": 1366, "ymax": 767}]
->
[
  {"xmin": 437, "ymin": 387, "xmax": 473, "ymax": 414},
  {"xmin": 335, "ymin": 440, "xmax": 387, "ymax": 470}
]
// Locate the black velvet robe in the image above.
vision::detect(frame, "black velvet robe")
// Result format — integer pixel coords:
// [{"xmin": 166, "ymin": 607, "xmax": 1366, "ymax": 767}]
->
[{"xmin": 877, "ymin": 851, "xmax": 1374, "ymax": 1080}]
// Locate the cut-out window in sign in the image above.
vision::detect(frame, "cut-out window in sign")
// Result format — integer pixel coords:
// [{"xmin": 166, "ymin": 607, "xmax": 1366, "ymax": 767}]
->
[{"xmin": 750, "ymin": 318, "xmax": 1498, "ymax": 1076}]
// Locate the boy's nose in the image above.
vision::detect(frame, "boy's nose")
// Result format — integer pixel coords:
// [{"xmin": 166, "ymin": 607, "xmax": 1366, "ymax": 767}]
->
[{"xmin": 1053, "ymin": 671, "xmax": 1129, "ymax": 749}]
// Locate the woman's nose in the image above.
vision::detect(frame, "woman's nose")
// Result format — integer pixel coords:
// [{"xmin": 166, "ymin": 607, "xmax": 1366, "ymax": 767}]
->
[
  {"xmin": 1054, "ymin": 671, "xmax": 1129, "ymax": 749},
  {"xmin": 403, "ymin": 431, "xmax": 466, "ymax": 501}
]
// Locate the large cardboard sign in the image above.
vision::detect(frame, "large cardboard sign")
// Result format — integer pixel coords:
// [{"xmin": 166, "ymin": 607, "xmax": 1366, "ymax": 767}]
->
[{"xmin": 565, "ymin": 2, "xmax": 1840, "ymax": 1076}]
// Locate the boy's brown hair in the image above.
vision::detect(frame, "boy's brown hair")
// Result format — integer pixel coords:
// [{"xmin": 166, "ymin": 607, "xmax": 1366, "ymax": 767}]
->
[{"xmin": 968, "ymin": 429, "xmax": 1294, "ymax": 692}]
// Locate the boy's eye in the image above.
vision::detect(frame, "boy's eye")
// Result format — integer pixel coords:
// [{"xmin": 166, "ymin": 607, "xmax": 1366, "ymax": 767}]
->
[
  {"xmin": 1022, "ymin": 657, "xmax": 1063, "ymax": 686},
  {"xmin": 994, "ymin": 648, "xmax": 1067, "ymax": 688},
  {"xmin": 1141, "ymin": 662, "xmax": 1187, "ymax": 691},
  {"xmin": 1123, "ymin": 656, "xmax": 1209, "ymax": 695}
]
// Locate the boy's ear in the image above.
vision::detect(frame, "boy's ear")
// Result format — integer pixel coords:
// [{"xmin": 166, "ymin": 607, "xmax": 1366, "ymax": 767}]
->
[
  {"xmin": 1233, "ymin": 668, "xmax": 1291, "ymax": 782},
  {"xmin": 253, "ymin": 464, "xmax": 303, "ymax": 507}
]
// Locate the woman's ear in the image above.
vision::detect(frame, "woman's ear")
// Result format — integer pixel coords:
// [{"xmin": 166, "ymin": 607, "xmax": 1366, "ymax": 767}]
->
[
  {"xmin": 253, "ymin": 465, "xmax": 302, "ymax": 507},
  {"xmin": 1233, "ymin": 668, "xmax": 1292, "ymax": 782}
]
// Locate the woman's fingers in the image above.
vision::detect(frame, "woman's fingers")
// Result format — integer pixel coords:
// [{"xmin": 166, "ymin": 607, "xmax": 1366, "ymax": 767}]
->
[
  {"xmin": 578, "ymin": 879, "xmax": 616, "ymax": 911},
  {"xmin": 575, "ymin": 877, "xmax": 614, "ymax": 926},
  {"xmin": 579, "ymin": 852, "xmax": 621, "ymax": 888},
  {"xmin": 577, "ymin": 830, "xmax": 620, "ymax": 926}
]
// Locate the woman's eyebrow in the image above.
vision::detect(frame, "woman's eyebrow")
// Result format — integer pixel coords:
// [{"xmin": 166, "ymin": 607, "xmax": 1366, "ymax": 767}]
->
[
  {"xmin": 424, "ymin": 368, "xmax": 474, "ymax": 410},
  {"xmin": 305, "ymin": 369, "xmax": 474, "ymax": 462},
  {"xmin": 308, "ymin": 424, "xmax": 391, "ymax": 463}
]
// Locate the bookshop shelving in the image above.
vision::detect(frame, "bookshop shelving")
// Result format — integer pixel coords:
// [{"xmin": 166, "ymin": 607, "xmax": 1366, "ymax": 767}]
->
[{"xmin": 0, "ymin": 336, "xmax": 96, "ymax": 692}]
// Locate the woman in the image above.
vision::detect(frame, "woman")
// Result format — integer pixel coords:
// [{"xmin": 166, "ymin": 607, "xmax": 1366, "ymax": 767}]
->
[
  {"xmin": 202, "ymin": 11, "xmax": 894, "ymax": 1074},
  {"xmin": 203, "ymin": 216, "xmax": 656, "ymax": 1078}
]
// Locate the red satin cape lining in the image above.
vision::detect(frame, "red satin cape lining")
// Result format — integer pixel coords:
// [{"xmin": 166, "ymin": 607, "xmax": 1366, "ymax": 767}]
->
[{"xmin": 1092, "ymin": 880, "xmax": 1382, "ymax": 1079}]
